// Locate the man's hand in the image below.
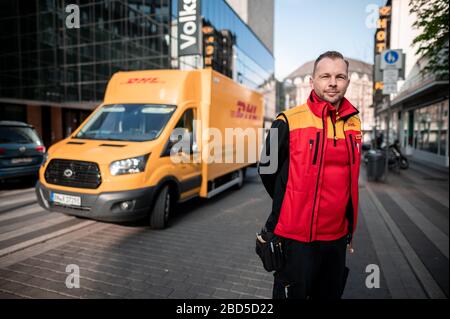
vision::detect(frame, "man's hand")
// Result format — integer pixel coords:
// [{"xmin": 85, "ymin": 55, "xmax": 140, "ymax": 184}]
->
[
  {"xmin": 256, "ymin": 233, "xmax": 266, "ymax": 243},
  {"xmin": 257, "ymin": 229, "xmax": 277, "ymax": 243}
]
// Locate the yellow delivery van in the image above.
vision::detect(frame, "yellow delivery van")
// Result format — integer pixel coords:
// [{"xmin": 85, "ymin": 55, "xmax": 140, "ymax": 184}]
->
[{"xmin": 35, "ymin": 69, "xmax": 264, "ymax": 228}]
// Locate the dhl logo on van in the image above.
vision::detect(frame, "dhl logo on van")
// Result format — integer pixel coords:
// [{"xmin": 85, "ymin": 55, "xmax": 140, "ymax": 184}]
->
[
  {"xmin": 231, "ymin": 101, "xmax": 259, "ymax": 120},
  {"xmin": 121, "ymin": 77, "xmax": 164, "ymax": 84}
]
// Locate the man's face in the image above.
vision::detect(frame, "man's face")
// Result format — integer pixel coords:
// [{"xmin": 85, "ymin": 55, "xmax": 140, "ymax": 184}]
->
[{"xmin": 310, "ymin": 58, "xmax": 350, "ymax": 107}]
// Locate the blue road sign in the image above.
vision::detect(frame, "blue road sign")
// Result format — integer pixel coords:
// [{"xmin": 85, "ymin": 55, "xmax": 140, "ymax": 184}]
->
[
  {"xmin": 380, "ymin": 49, "xmax": 403, "ymax": 70},
  {"xmin": 384, "ymin": 50, "xmax": 399, "ymax": 64}
]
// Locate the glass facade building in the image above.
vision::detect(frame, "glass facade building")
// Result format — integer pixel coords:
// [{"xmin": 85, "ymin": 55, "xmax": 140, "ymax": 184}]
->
[
  {"xmin": 0, "ymin": 0, "xmax": 274, "ymax": 146},
  {"xmin": 200, "ymin": 0, "xmax": 274, "ymax": 89},
  {"xmin": 0, "ymin": 0, "xmax": 172, "ymax": 103},
  {"xmin": 172, "ymin": 0, "xmax": 274, "ymax": 90}
]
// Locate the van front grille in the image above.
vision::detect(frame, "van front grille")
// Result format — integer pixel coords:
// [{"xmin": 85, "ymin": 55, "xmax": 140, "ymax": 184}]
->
[{"xmin": 44, "ymin": 159, "xmax": 102, "ymax": 189}]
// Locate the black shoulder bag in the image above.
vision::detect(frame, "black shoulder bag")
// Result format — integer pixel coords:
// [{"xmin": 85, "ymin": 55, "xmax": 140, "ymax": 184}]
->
[{"xmin": 255, "ymin": 230, "xmax": 285, "ymax": 272}]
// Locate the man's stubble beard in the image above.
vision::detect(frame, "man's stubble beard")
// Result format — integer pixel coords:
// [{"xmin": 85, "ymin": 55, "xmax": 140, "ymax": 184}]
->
[{"xmin": 316, "ymin": 90, "xmax": 344, "ymax": 107}]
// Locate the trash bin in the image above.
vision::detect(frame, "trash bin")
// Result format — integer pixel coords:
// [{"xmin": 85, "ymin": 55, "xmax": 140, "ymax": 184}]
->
[{"xmin": 366, "ymin": 150, "xmax": 385, "ymax": 181}]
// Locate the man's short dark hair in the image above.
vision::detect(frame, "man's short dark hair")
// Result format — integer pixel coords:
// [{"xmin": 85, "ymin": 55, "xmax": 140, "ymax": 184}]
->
[{"xmin": 313, "ymin": 51, "xmax": 349, "ymax": 76}]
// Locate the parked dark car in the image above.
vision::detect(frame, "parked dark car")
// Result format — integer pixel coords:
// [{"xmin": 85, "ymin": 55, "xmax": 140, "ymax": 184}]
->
[{"xmin": 0, "ymin": 121, "xmax": 46, "ymax": 180}]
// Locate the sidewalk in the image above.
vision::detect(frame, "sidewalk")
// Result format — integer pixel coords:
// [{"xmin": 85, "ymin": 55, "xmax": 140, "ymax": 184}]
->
[
  {"xmin": 408, "ymin": 157, "xmax": 449, "ymax": 176},
  {"xmin": 344, "ymin": 161, "xmax": 448, "ymax": 298}
]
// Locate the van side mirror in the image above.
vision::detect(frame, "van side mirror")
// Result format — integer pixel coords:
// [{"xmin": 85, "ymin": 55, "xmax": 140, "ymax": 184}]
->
[
  {"xmin": 169, "ymin": 129, "xmax": 192, "ymax": 154},
  {"xmin": 169, "ymin": 131, "xmax": 180, "ymax": 144},
  {"xmin": 192, "ymin": 141, "xmax": 198, "ymax": 154}
]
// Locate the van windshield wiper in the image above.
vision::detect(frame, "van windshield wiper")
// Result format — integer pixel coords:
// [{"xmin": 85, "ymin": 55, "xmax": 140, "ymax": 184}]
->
[
  {"xmin": 75, "ymin": 132, "xmax": 155, "ymax": 142},
  {"xmin": 77, "ymin": 136, "xmax": 130, "ymax": 142},
  {"xmin": 97, "ymin": 137, "xmax": 130, "ymax": 142}
]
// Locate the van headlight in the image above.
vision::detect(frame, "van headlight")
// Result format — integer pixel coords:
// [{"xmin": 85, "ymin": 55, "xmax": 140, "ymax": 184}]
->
[
  {"xmin": 41, "ymin": 153, "xmax": 48, "ymax": 167},
  {"xmin": 110, "ymin": 155, "xmax": 149, "ymax": 176}
]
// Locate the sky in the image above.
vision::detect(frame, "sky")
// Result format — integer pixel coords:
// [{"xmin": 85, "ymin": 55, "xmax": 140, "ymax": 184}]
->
[{"xmin": 274, "ymin": 0, "xmax": 387, "ymax": 80}]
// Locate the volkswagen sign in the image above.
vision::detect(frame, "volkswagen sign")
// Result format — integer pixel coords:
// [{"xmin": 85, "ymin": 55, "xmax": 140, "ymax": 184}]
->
[{"xmin": 178, "ymin": 0, "xmax": 201, "ymax": 56}]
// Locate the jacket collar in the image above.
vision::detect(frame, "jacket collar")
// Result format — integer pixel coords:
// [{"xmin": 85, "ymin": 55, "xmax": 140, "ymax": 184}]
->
[{"xmin": 307, "ymin": 90, "xmax": 359, "ymax": 120}]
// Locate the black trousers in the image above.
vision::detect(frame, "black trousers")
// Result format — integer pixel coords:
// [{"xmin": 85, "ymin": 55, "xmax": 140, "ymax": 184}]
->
[{"xmin": 272, "ymin": 235, "xmax": 348, "ymax": 300}]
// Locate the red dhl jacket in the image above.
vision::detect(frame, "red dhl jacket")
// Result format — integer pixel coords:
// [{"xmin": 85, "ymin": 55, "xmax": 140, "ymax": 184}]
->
[{"xmin": 258, "ymin": 90, "xmax": 362, "ymax": 243}]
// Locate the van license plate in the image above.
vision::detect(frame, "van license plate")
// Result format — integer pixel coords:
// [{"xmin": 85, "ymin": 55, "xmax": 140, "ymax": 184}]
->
[{"xmin": 51, "ymin": 192, "xmax": 81, "ymax": 207}]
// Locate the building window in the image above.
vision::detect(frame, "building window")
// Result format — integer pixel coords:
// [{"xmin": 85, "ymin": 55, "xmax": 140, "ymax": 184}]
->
[
  {"xmin": 413, "ymin": 101, "xmax": 448, "ymax": 155},
  {"xmin": 0, "ymin": 104, "xmax": 27, "ymax": 122}
]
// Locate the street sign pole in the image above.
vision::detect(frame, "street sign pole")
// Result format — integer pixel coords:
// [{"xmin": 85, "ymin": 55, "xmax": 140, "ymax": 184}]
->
[
  {"xmin": 384, "ymin": 97, "xmax": 391, "ymax": 182},
  {"xmin": 379, "ymin": 49, "xmax": 404, "ymax": 183}
]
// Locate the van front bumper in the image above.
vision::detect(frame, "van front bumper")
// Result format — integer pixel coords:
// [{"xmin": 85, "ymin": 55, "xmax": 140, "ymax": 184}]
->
[{"xmin": 35, "ymin": 181, "xmax": 155, "ymax": 222}]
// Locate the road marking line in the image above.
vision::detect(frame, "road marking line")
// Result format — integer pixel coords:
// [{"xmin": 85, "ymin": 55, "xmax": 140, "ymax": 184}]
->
[
  {"xmin": 0, "ymin": 220, "xmax": 96, "ymax": 258},
  {"xmin": 0, "ymin": 188, "xmax": 34, "ymax": 198},
  {"xmin": 0, "ymin": 212, "xmax": 60, "ymax": 234},
  {"xmin": 0, "ymin": 215, "xmax": 73, "ymax": 242},
  {"xmin": 0, "ymin": 204, "xmax": 43, "ymax": 222},
  {"xmin": 0, "ymin": 222, "xmax": 109, "ymax": 268},
  {"xmin": 0, "ymin": 193, "xmax": 37, "ymax": 209}
]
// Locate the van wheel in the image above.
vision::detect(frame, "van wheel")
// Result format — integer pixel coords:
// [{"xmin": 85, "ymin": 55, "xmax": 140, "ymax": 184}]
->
[
  {"xmin": 149, "ymin": 185, "xmax": 171, "ymax": 229},
  {"xmin": 234, "ymin": 169, "xmax": 245, "ymax": 190}
]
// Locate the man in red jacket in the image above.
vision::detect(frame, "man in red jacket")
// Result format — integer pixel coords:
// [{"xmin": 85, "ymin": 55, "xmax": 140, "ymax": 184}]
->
[{"xmin": 258, "ymin": 51, "xmax": 362, "ymax": 299}]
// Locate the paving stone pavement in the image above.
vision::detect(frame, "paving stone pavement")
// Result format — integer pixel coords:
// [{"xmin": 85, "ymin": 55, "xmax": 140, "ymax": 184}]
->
[{"xmin": 0, "ymin": 162, "xmax": 447, "ymax": 299}]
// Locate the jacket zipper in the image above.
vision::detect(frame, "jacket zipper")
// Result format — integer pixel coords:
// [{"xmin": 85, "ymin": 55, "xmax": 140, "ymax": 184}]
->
[
  {"xmin": 349, "ymin": 134, "xmax": 355, "ymax": 164},
  {"xmin": 312, "ymin": 132, "xmax": 320, "ymax": 165},
  {"xmin": 330, "ymin": 111, "xmax": 337, "ymax": 147},
  {"xmin": 344, "ymin": 130, "xmax": 354, "ymax": 238},
  {"xmin": 309, "ymin": 108, "xmax": 326, "ymax": 242},
  {"xmin": 343, "ymin": 114, "xmax": 359, "ymax": 242}
]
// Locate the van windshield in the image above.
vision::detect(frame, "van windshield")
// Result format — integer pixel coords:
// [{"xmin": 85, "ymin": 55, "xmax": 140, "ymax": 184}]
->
[{"xmin": 75, "ymin": 104, "xmax": 176, "ymax": 142}]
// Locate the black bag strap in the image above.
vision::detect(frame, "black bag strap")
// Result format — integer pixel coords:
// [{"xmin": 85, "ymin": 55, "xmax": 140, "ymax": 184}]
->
[
  {"xmin": 276, "ymin": 112, "xmax": 289, "ymax": 130},
  {"xmin": 262, "ymin": 111, "xmax": 290, "ymax": 234},
  {"xmin": 345, "ymin": 198, "xmax": 354, "ymax": 245}
]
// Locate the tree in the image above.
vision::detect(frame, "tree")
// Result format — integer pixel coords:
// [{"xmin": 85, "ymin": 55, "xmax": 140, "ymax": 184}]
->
[{"xmin": 410, "ymin": 0, "xmax": 449, "ymax": 77}]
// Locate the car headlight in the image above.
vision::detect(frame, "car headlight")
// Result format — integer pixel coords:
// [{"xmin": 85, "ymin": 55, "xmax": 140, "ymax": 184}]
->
[{"xmin": 110, "ymin": 155, "xmax": 149, "ymax": 176}]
